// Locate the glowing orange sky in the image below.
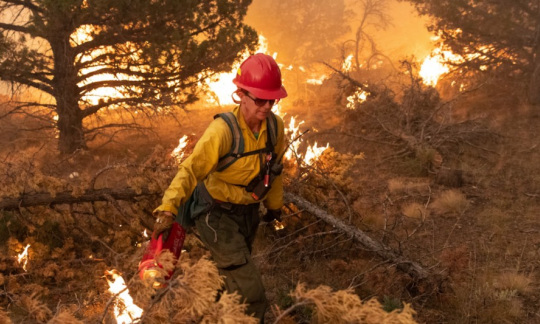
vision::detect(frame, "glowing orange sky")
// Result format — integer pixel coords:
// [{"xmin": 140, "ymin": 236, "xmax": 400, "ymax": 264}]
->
[{"xmin": 245, "ymin": 0, "xmax": 433, "ymax": 63}]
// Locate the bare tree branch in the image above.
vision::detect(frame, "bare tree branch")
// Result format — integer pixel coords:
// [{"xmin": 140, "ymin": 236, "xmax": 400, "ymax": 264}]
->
[
  {"xmin": 0, "ymin": 187, "xmax": 159, "ymax": 210},
  {"xmin": 285, "ymin": 192, "xmax": 430, "ymax": 280}
]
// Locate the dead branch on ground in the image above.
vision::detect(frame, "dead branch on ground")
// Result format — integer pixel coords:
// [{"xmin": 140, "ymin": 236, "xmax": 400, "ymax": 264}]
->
[
  {"xmin": 0, "ymin": 187, "xmax": 159, "ymax": 210},
  {"xmin": 285, "ymin": 192, "xmax": 430, "ymax": 281}
]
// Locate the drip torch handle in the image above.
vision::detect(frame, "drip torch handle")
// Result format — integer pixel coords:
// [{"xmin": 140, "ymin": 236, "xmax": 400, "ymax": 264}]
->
[{"xmin": 264, "ymin": 153, "xmax": 272, "ymax": 187}]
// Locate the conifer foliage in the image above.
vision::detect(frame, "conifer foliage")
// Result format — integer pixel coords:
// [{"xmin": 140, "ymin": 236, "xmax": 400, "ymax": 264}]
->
[
  {"xmin": 402, "ymin": 0, "xmax": 540, "ymax": 104},
  {"xmin": 0, "ymin": 0, "xmax": 257, "ymax": 153}
]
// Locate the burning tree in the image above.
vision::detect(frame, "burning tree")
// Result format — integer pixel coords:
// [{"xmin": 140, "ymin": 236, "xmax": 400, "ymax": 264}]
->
[
  {"xmin": 402, "ymin": 0, "xmax": 540, "ymax": 104},
  {"xmin": 0, "ymin": 0, "xmax": 257, "ymax": 153}
]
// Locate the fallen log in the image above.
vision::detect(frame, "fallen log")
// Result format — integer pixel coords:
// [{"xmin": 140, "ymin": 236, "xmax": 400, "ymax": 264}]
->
[
  {"xmin": 0, "ymin": 187, "xmax": 159, "ymax": 210},
  {"xmin": 285, "ymin": 192, "xmax": 430, "ymax": 281}
]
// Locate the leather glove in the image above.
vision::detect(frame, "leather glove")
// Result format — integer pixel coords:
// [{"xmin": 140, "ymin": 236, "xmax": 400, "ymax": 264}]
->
[
  {"xmin": 153, "ymin": 211, "xmax": 175, "ymax": 239},
  {"xmin": 263, "ymin": 209, "xmax": 282, "ymax": 223}
]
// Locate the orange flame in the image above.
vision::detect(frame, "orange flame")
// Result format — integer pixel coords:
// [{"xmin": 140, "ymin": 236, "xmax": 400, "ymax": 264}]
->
[
  {"xmin": 420, "ymin": 41, "xmax": 465, "ymax": 87},
  {"xmin": 306, "ymin": 74, "xmax": 329, "ymax": 85},
  {"xmin": 17, "ymin": 244, "xmax": 30, "ymax": 271},
  {"xmin": 273, "ymin": 220, "xmax": 285, "ymax": 231},
  {"xmin": 171, "ymin": 135, "xmax": 189, "ymax": 164},
  {"xmin": 342, "ymin": 54, "xmax": 354, "ymax": 72},
  {"xmin": 346, "ymin": 89, "xmax": 368, "ymax": 109},
  {"xmin": 284, "ymin": 116, "xmax": 304, "ymax": 161},
  {"xmin": 303, "ymin": 141, "xmax": 330, "ymax": 166},
  {"xmin": 205, "ymin": 35, "xmax": 270, "ymax": 106},
  {"xmin": 105, "ymin": 270, "xmax": 143, "ymax": 323},
  {"xmin": 282, "ymin": 116, "xmax": 329, "ymax": 166}
]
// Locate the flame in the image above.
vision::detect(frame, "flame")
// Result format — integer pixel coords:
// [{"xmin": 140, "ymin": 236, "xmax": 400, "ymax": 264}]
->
[
  {"xmin": 282, "ymin": 116, "xmax": 329, "ymax": 166},
  {"xmin": 284, "ymin": 116, "xmax": 304, "ymax": 161},
  {"xmin": 17, "ymin": 244, "xmax": 30, "ymax": 271},
  {"xmin": 306, "ymin": 74, "xmax": 328, "ymax": 85},
  {"xmin": 273, "ymin": 220, "xmax": 285, "ymax": 231},
  {"xmin": 105, "ymin": 270, "xmax": 143, "ymax": 323},
  {"xmin": 303, "ymin": 141, "xmax": 329, "ymax": 166},
  {"xmin": 420, "ymin": 44, "xmax": 464, "ymax": 86},
  {"xmin": 346, "ymin": 88, "xmax": 368, "ymax": 109},
  {"xmin": 342, "ymin": 54, "xmax": 354, "ymax": 72},
  {"xmin": 205, "ymin": 35, "xmax": 270, "ymax": 106},
  {"xmin": 171, "ymin": 135, "xmax": 189, "ymax": 164}
]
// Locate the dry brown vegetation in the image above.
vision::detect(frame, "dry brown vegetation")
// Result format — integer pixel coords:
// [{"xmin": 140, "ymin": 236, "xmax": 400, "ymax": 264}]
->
[{"xmin": 1, "ymin": 65, "xmax": 540, "ymax": 323}]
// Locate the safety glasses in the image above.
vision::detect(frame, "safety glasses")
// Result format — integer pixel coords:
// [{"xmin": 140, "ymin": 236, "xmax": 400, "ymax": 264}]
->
[{"xmin": 245, "ymin": 92, "xmax": 276, "ymax": 107}]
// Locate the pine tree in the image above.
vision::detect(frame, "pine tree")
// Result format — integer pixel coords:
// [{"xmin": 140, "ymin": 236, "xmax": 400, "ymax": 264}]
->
[
  {"xmin": 0, "ymin": 0, "xmax": 257, "ymax": 153},
  {"xmin": 403, "ymin": 0, "xmax": 540, "ymax": 104}
]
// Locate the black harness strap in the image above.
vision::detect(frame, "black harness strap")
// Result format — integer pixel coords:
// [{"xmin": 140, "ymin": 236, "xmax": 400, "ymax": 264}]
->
[{"xmin": 214, "ymin": 112, "xmax": 278, "ymax": 172}]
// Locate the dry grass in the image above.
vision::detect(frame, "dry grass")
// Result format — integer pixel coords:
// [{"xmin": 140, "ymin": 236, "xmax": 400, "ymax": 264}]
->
[
  {"xmin": 476, "ymin": 206, "xmax": 511, "ymax": 229},
  {"xmin": 430, "ymin": 189, "xmax": 469, "ymax": 215},
  {"xmin": 402, "ymin": 202, "xmax": 429, "ymax": 220},
  {"xmin": 19, "ymin": 292, "xmax": 52, "ymax": 323},
  {"xmin": 278, "ymin": 283, "xmax": 418, "ymax": 324},
  {"xmin": 387, "ymin": 178, "xmax": 430, "ymax": 195},
  {"xmin": 493, "ymin": 271, "xmax": 533, "ymax": 295}
]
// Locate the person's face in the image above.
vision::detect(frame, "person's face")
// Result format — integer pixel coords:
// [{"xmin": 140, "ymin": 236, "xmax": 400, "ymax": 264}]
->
[{"xmin": 240, "ymin": 91, "xmax": 276, "ymax": 123}]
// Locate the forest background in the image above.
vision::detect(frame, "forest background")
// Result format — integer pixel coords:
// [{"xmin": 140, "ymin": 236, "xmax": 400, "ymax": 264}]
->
[{"xmin": 1, "ymin": 0, "xmax": 539, "ymax": 323}]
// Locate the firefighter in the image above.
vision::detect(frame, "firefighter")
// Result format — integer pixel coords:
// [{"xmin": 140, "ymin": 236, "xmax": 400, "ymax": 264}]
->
[{"xmin": 153, "ymin": 53, "xmax": 287, "ymax": 322}]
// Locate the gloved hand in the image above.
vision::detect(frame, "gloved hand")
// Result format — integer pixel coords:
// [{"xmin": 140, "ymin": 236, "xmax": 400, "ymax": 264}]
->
[
  {"xmin": 153, "ymin": 211, "xmax": 175, "ymax": 239},
  {"xmin": 262, "ymin": 209, "xmax": 282, "ymax": 223}
]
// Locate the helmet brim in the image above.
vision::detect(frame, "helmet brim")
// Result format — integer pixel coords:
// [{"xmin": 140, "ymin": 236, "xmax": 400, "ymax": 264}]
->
[{"xmin": 233, "ymin": 80, "xmax": 288, "ymax": 100}]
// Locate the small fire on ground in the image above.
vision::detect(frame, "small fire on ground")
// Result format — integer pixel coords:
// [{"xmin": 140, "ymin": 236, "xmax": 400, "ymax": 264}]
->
[
  {"xmin": 17, "ymin": 244, "xmax": 30, "ymax": 272},
  {"xmin": 105, "ymin": 269, "xmax": 143, "ymax": 324}
]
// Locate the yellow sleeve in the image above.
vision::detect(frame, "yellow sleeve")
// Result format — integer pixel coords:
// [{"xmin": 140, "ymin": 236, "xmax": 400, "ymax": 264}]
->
[
  {"xmin": 263, "ymin": 115, "xmax": 286, "ymax": 210},
  {"xmin": 154, "ymin": 119, "xmax": 231, "ymax": 215}
]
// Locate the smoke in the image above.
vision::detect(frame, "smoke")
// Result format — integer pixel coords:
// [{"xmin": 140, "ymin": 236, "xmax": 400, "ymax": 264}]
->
[
  {"xmin": 245, "ymin": 0, "xmax": 433, "ymax": 66},
  {"xmin": 374, "ymin": 1, "xmax": 433, "ymax": 59}
]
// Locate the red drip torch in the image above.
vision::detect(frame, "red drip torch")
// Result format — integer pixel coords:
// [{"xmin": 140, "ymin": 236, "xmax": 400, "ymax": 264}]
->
[{"xmin": 138, "ymin": 222, "xmax": 186, "ymax": 288}]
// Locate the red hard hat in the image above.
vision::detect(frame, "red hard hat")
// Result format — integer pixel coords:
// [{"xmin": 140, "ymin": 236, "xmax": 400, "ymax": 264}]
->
[{"xmin": 233, "ymin": 53, "xmax": 288, "ymax": 100}]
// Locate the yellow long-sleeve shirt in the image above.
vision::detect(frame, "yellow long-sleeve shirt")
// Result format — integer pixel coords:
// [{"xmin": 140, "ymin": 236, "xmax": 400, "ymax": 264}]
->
[{"xmin": 154, "ymin": 106, "xmax": 285, "ymax": 216}]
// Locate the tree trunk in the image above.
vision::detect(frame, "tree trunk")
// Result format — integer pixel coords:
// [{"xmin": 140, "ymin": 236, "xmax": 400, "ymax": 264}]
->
[
  {"xmin": 57, "ymin": 107, "xmax": 86, "ymax": 153},
  {"xmin": 0, "ymin": 187, "xmax": 158, "ymax": 210},
  {"xmin": 285, "ymin": 192, "xmax": 431, "ymax": 281},
  {"xmin": 51, "ymin": 31, "xmax": 86, "ymax": 154}
]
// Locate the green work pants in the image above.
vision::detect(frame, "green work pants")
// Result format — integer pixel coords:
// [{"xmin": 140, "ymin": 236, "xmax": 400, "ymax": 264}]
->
[{"xmin": 194, "ymin": 203, "xmax": 267, "ymax": 322}]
